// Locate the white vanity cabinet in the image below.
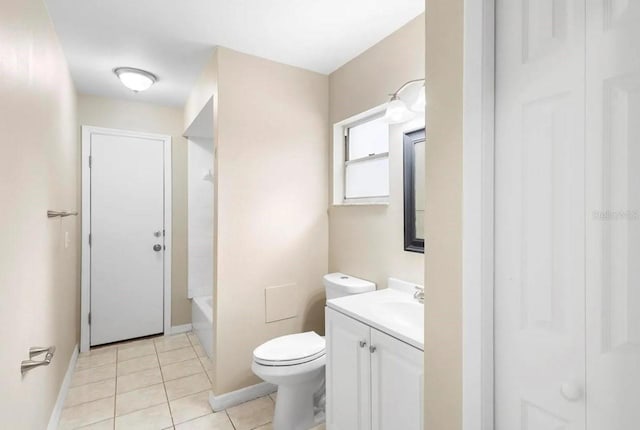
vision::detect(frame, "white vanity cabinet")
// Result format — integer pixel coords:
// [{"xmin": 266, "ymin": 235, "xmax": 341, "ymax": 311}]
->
[
  {"xmin": 325, "ymin": 307, "xmax": 371, "ymax": 430},
  {"xmin": 325, "ymin": 307, "xmax": 424, "ymax": 430}
]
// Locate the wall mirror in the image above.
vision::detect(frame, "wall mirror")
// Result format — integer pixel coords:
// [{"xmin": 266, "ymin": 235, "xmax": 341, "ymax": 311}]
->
[{"xmin": 403, "ymin": 128, "xmax": 425, "ymax": 253}]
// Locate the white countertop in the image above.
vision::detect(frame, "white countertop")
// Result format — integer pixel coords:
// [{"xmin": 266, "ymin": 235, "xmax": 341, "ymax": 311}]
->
[{"xmin": 326, "ymin": 279, "xmax": 424, "ymax": 351}]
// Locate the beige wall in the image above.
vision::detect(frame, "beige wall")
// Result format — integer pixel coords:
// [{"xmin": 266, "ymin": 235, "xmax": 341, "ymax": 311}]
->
[
  {"xmin": 185, "ymin": 47, "xmax": 329, "ymax": 394},
  {"xmin": 215, "ymin": 47, "xmax": 329, "ymax": 393},
  {"xmin": 77, "ymin": 94, "xmax": 191, "ymax": 326},
  {"xmin": 424, "ymin": 1, "xmax": 463, "ymax": 429},
  {"xmin": 0, "ymin": 0, "xmax": 79, "ymax": 427},
  {"xmin": 328, "ymin": 14, "xmax": 425, "ymax": 289},
  {"xmin": 184, "ymin": 51, "xmax": 218, "ymax": 133}
]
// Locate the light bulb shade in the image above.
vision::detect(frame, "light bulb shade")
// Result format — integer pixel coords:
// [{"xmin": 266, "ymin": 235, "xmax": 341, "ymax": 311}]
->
[
  {"xmin": 384, "ymin": 98, "xmax": 415, "ymax": 124},
  {"xmin": 411, "ymin": 85, "xmax": 426, "ymax": 113},
  {"xmin": 114, "ymin": 67, "xmax": 157, "ymax": 92}
]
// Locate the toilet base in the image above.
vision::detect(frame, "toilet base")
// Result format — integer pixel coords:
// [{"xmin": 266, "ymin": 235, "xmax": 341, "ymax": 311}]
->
[{"xmin": 272, "ymin": 373, "xmax": 324, "ymax": 430}]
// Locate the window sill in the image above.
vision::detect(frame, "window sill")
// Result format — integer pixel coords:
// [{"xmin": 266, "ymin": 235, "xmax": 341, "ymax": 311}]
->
[{"xmin": 332, "ymin": 201, "xmax": 390, "ymax": 207}]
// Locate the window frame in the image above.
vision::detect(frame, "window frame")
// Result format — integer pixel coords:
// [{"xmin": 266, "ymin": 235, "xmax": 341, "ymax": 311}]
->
[{"xmin": 338, "ymin": 109, "xmax": 390, "ymax": 204}]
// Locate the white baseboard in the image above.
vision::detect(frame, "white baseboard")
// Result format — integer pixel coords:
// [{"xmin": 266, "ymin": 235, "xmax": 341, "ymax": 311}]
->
[
  {"xmin": 170, "ymin": 324, "xmax": 193, "ymax": 335},
  {"xmin": 209, "ymin": 382, "xmax": 277, "ymax": 412},
  {"xmin": 47, "ymin": 344, "xmax": 79, "ymax": 430}
]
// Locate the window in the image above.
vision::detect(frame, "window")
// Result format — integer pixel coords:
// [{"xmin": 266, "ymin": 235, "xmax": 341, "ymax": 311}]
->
[{"xmin": 342, "ymin": 113, "xmax": 389, "ymax": 202}]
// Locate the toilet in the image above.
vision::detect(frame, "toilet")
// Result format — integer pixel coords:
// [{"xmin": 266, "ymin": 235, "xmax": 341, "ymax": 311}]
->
[{"xmin": 251, "ymin": 273, "xmax": 376, "ymax": 430}]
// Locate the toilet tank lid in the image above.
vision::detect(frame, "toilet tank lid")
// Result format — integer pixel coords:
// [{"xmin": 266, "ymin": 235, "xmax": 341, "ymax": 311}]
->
[{"xmin": 323, "ymin": 272, "xmax": 376, "ymax": 292}]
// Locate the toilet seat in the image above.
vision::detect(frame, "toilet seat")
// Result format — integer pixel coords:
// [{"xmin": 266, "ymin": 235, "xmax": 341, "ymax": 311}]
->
[{"xmin": 253, "ymin": 331, "xmax": 326, "ymax": 366}]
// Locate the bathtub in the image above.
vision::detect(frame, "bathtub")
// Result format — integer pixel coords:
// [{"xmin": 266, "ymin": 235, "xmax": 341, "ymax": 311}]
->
[{"xmin": 192, "ymin": 296, "xmax": 214, "ymax": 359}]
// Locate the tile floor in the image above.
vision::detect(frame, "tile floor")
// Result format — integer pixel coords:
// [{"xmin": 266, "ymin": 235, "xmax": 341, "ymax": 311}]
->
[{"xmin": 58, "ymin": 332, "xmax": 326, "ymax": 430}]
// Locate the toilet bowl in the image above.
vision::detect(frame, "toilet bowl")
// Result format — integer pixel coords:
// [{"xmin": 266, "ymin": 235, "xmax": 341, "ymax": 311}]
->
[
  {"xmin": 252, "ymin": 273, "xmax": 376, "ymax": 430},
  {"xmin": 252, "ymin": 332, "xmax": 326, "ymax": 430}
]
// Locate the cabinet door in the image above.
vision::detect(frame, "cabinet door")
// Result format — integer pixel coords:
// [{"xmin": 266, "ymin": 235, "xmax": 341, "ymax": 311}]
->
[
  {"xmin": 370, "ymin": 329, "xmax": 423, "ymax": 430},
  {"xmin": 325, "ymin": 308, "xmax": 371, "ymax": 430}
]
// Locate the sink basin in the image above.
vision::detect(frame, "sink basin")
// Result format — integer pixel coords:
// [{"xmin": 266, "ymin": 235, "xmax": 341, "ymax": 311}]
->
[
  {"xmin": 327, "ymin": 283, "xmax": 425, "ymax": 350},
  {"xmin": 372, "ymin": 301, "xmax": 424, "ymax": 329}
]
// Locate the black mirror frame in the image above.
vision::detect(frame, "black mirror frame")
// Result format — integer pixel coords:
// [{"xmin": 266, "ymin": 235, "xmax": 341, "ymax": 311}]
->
[{"xmin": 403, "ymin": 128, "xmax": 426, "ymax": 253}]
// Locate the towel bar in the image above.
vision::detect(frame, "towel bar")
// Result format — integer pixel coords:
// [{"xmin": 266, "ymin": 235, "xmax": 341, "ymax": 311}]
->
[
  {"xmin": 21, "ymin": 346, "xmax": 55, "ymax": 375},
  {"xmin": 47, "ymin": 210, "xmax": 78, "ymax": 218}
]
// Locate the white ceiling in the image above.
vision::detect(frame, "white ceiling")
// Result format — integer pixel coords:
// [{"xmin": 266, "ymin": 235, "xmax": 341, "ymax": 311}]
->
[{"xmin": 44, "ymin": 0, "xmax": 424, "ymax": 107}]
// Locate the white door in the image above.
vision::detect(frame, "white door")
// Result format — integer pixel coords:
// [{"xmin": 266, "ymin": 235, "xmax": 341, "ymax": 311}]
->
[
  {"xmin": 495, "ymin": 0, "xmax": 586, "ymax": 428},
  {"xmin": 370, "ymin": 329, "xmax": 423, "ymax": 430},
  {"xmin": 325, "ymin": 308, "xmax": 371, "ymax": 430},
  {"xmin": 90, "ymin": 130, "xmax": 166, "ymax": 346},
  {"xmin": 585, "ymin": 1, "xmax": 640, "ymax": 428}
]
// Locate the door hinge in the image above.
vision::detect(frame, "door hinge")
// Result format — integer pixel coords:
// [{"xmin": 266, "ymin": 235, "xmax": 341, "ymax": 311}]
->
[
  {"xmin": 88, "ymin": 233, "xmax": 92, "ymax": 246},
  {"xmin": 88, "ymin": 155, "xmax": 92, "ymax": 168},
  {"xmin": 88, "ymin": 312, "xmax": 91, "ymax": 325}
]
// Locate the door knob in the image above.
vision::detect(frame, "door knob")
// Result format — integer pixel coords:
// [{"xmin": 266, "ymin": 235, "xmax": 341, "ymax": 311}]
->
[
  {"xmin": 560, "ymin": 382, "xmax": 583, "ymax": 402},
  {"xmin": 359, "ymin": 340, "xmax": 367, "ymax": 348},
  {"xmin": 153, "ymin": 230, "xmax": 162, "ymax": 237},
  {"xmin": 153, "ymin": 244, "xmax": 162, "ymax": 252}
]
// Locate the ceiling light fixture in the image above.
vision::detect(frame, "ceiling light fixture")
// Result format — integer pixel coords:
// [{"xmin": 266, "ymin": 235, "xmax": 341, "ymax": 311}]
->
[
  {"xmin": 113, "ymin": 67, "xmax": 157, "ymax": 92},
  {"xmin": 384, "ymin": 78, "xmax": 426, "ymax": 124}
]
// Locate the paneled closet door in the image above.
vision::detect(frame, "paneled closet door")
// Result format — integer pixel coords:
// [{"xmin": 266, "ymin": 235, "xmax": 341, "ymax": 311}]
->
[
  {"xmin": 494, "ymin": 0, "xmax": 586, "ymax": 428},
  {"xmin": 585, "ymin": 1, "xmax": 640, "ymax": 428}
]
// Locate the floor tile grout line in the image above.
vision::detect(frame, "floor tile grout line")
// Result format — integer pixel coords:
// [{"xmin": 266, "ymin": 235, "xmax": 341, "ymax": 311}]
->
[
  {"xmin": 65, "ymin": 335, "xmax": 167, "ymax": 428},
  {"xmin": 114, "ymin": 359, "xmax": 203, "ymax": 397},
  {"xmin": 116, "ymin": 379, "xmax": 162, "ymax": 396},
  {"xmin": 158, "ymin": 346, "xmax": 201, "ymax": 372},
  {"xmin": 168, "ymin": 389, "xmax": 212, "ymax": 427},
  {"xmin": 69, "ymin": 335, "xmax": 210, "ymax": 429},
  {"xmin": 157, "ymin": 346, "xmax": 199, "ymax": 361},
  {"xmin": 73, "ymin": 417, "xmax": 114, "ymax": 430},
  {"xmin": 186, "ymin": 333, "xmax": 201, "ymax": 349},
  {"xmin": 159, "ymin": 356, "xmax": 201, "ymax": 368},
  {"xmin": 113, "ymin": 344, "xmax": 119, "ymax": 429},
  {"xmin": 117, "ymin": 348, "xmax": 157, "ymax": 361},
  {"xmin": 162, "ymin": 372, "xmax": 210, "ymax": 402},
  {"xmin": 67, "ymin": 377, "xmax": 115, "ymax": 394},
  {"xmin": 112, "ymin": 402, "xmax": 174, "ymax": 427},
  {"xmin": 225, "ymin": 409, "xmax": 238, "ymax": 430},
  {"xmin": 167, "ymin": 387, "xmax": 211, "ymax": 404},
  {"xmin": 153, "ymin": 338, "xmax": 176, "ymax": 427},
  {"xmin": 171, "ymin": 410, "xmax": 212, "ymax": 428},
  {"xmin": 61, "ymin": 391, "xmax": 115, "ymax": 411},
  {"xmin": 116, "ymin": 351, "xmax": 159, "ymax": 365},
  {"xmin": 162, "ymin": 367, "xmax": 208, "ymax": 386}
]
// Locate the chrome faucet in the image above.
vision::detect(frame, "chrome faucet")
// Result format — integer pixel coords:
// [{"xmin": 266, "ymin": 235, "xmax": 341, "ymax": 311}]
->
[{"xmin": 413, "ymin": 286, "xmax": 424, "ymax": 304}]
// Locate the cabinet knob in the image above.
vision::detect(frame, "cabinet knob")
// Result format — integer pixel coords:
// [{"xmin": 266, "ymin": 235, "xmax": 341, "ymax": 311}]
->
[
  {"xmin": 369, "ymin": 345, "xmax": 377, "ymax": 353},
  {"xmin": 359, "ymin": 340, "xmax": 367, "ymax": 348}
]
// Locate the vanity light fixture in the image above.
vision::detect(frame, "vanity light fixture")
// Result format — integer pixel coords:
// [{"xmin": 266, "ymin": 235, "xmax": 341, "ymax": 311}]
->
[
  {"xmin": 384, "ymin": 78, "xmax": 426, "ymax": 124},
  {"xmin": 411, "ymin": 83, "xmax": 426, "ymax": 113},
  {"xmin": 114, "ymin": 67, "xmax": 157, "ymax": 92}
]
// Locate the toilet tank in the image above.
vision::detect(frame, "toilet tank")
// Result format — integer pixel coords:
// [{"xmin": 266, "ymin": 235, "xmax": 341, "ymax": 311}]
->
[{"xmin": 323, "ymin": 272, "xmax": 376, "ymax": 300}]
